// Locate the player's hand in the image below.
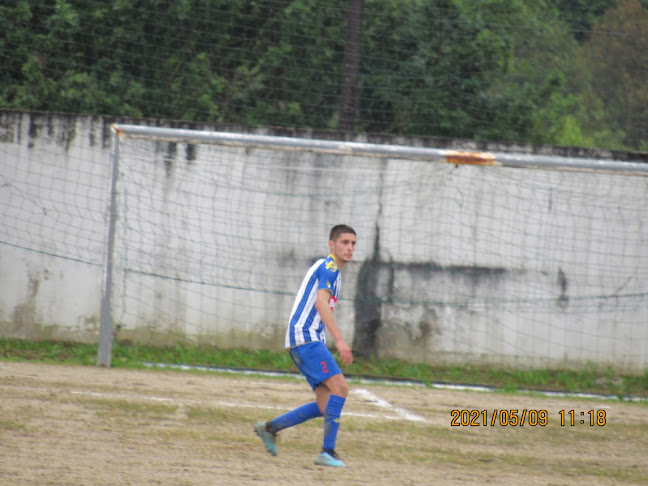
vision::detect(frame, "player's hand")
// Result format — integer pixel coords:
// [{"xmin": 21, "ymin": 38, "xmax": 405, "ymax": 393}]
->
[{"xmin": 336, "ymin": 339, "xmax": 353, "ymax": 366}]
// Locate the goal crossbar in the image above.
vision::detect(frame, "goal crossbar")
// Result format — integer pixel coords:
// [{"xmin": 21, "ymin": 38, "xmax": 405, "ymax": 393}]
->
[{"xmin": 113, "ymin": 124, "xmax": 648, "ymax": 176}]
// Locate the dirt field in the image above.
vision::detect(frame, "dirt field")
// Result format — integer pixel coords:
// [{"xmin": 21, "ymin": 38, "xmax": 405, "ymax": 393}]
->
[{"xmin": 1, "ymin": 361, "xmax": 646, "ymax": 485}]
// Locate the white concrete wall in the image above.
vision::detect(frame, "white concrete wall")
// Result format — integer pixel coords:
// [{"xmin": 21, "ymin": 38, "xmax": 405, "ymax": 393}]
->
[
  {"xmin": 1, "ymin": 112, "xmax": 111, "ymax": 342},
  {"xmin": 1, "ymin": 110, "xmax": 647, "ymax": 370}
]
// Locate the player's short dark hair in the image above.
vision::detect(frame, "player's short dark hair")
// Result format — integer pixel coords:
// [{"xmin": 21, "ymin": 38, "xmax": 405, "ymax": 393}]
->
[{"xmin": 329, "ymin": 224, "xmax": 356, "ymax": 242}]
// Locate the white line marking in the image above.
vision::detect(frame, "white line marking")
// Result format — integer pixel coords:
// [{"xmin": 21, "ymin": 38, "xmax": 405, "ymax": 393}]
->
[
  {"xmin": 69, "ymin": 390, "xmax": 288, "ymax": 411},
  {"xmin": 67, "ymin": 390, "xmax": 413, "ymax": 421},
  {"xmin": 142, "ymin": 362, "xmax": 648, "ymax": 402},
  {"xmin": 354, "ymin": 388, "xmax": 426, "ymax": 422},
  {"xmin": 5, "ymin": 384, "xmax": 425, "ymax": 423}
]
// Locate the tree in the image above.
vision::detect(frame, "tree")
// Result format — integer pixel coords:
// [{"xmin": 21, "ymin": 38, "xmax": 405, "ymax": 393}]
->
[
  {"xmin": 2, "ymin": 0, "xmax": 641, "ymax": 149},
  {"xmin": 230, "ymin": 0, "xmax": 347, "ymax": 128},
  {"xmin": 471, "ymin": 0, "xmax": 588, "ymax": 145},
  {"xmin": 581, "ymin": 0, "xmax": 648, "ymax": 149},
  {"xmin": 358, "ymin": 0, "xmax": 505, "ymax": 137},
  {"xmin": 338, "ymin": 0, "xmax": 365, "ymax": 133},
  {"xmin": 356, "ymin": 0, "xmax": 584, "ymax": 144},
  {"xmin": 548, "ymin": 0, "xmax": 619, "ymax": 42}
]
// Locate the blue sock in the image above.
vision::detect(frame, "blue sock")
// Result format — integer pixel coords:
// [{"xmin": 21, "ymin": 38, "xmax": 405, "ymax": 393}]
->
[
  {"xmin": 322, "ymin": 394, "xmax": 346, "ymax": 452},
  {"xmin": 270, "ymin": 402, "xmax": 322, "ymax": 432}
]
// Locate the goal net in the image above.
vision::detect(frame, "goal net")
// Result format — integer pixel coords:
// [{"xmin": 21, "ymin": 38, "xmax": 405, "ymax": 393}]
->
[{"xmin": 100, "ymin": 124, "xmax": 648, "ymax": 370}]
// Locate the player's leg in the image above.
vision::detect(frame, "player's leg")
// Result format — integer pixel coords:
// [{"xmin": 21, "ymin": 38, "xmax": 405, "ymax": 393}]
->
[
  {"xmin": 254, "ymin": 342, "xmax": 348, "ymax": 466},
  {"xmin": 254, "ymin": 343, "xmax": 325, "ymax": 456},
  {"xmin": 254, "ymin": 401, "xmax": 322, "ymax": 456},
  {"xmin": 314, "ymin": 383, "xmax": 330, "ymax": 414},
  {"xmin": 288, "ymin": 341, "xmax": 349, "ymax": 466},
  {"xmin": 307, "ymin": 345, "xmax": 347, "ymax": 467},
  {"xmin": 314, "ymin": 373, "xmax": 348, "ymax": 467}
]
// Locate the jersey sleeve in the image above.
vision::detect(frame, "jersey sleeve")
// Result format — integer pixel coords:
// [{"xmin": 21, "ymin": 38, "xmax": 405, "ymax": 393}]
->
[{"xmin": 315, "ymin": 259, "xmax": 339, "ymax": 294}]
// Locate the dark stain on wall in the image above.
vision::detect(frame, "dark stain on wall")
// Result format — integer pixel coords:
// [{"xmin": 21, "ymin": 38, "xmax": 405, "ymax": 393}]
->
[
  {"xmin": 354, "ymin": 227, "xmax": 508, "ymax": 359},
  {"xmin": 353, "ymin": 224, "xmax": 386, "ymax": 358},
  {"xmin": 165, "ymin": 142, "xmax": 177, "ymax": 176},
  {"xmin": 27, "ymin": 115, "xmax": 40, "ymax": 149},
  {"xmin": 186, "ymin": 143, "xmax": 197, "ymax": 164},
  {"xmin": 101, "ymin": 118, "xmax": 114, "ymax": 149},
  {"xmin": 11, "ymin": 275, "xmax": 41, "ymax": 331},
  {"xmin": 556, "ymin": 267, "xmax": 569, "ymax": 309},
  {"xmin": 0, "ymin": 112, "xmax": 16, "ymax": 143},
  {"xmin": 24, "ymin": 113, "xmax": 77, "ymax": 152},
  {"xmin": 56, "ymin": 114, "xmax": 77, "ymax": 152}
]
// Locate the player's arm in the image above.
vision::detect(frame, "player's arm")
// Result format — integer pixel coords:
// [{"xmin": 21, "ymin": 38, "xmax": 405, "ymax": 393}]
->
[{"xmin": 315, "ymin": 288, "xmax": 353, "ymax": 366}]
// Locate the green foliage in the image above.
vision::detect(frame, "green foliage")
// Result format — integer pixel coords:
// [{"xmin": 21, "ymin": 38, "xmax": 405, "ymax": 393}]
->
[
  {"xmin": 356, "ymin": 0, "xmax": 602, "ymax": 146},
  {"xmin": 360, "ymin": 0, "xmax": 495, "ymax": 137},
  {"xmin": 464, "ymin": 0, "xmax": 587, "ymax": 145},
  {"xmin": 0, "ymin": 0, "xmax": 645, "ymax": 149},
  {"xmin": 580, "ymin": 0, "xmax": 648, "ymax": 149},
  {"xmin": 548, "ymin": 0, "xmax": 620, "ymax": 42},
  {"xmin": 231, "ymin": 0, "xmax": 347, "ymax": 127}
]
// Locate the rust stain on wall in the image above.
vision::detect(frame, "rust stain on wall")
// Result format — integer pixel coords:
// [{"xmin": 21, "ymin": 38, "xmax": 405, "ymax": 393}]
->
[{"xmin": 445, "ymin": 151, "xmax": 499, "ymax": 166}]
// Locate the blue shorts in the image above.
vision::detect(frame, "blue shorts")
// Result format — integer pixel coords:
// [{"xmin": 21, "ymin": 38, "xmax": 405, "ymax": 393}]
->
[{"xmin": 289, "ymin": 341, "xmax": 342, "ymax": 390}]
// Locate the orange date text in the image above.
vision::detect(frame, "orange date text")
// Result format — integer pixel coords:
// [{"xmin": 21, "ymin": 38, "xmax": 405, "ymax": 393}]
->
[{"xmin": 450, "ymin": 409, "xmax": 549, "ymax": 427}]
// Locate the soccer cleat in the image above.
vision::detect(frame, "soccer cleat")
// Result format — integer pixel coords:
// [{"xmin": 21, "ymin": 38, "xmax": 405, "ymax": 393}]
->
[
  {"xmin": 315, "ymin": 449, "xmax": 347, "ymax": 467},
  {"xmin": 254, "ymin": 422, "xmax": 278, "ymax": 456}
]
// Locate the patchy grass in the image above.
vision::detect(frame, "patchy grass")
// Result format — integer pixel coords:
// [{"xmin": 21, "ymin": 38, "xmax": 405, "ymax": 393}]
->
[
  {"xmin": 0, "ymin": 337, "xmax": 646, "ymax": 398},
  {"xmin": 2, "ymin": 360, "xmax": 647, "ymax": 485}
]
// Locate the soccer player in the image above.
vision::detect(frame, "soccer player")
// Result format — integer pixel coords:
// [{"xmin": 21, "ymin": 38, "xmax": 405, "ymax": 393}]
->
[{"xmin": 254, "ymin": 224, "xmax": 357, "ymax": 467}]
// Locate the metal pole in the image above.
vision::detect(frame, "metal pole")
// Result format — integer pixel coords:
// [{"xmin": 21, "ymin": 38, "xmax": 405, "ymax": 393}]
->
[{"xmin": 97, "ymin": 127, "xmax": 121, "ymax": 367}]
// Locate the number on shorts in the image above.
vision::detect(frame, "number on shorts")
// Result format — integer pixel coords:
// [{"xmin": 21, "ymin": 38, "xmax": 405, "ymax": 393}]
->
[{"xmin": 320, "ymin": 361, "xmax": 329, "ymax": 374}]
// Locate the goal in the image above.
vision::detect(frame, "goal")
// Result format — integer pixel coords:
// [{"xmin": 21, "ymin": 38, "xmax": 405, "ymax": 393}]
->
[{"xmin": 97, "ymin": 124, "xmax": 648, "ymax": 370}]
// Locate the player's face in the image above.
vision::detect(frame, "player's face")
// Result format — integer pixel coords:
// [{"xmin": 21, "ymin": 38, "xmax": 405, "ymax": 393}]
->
[{"xmin": 329, "ymin": 232, "xmax": 357, "ymax": 265}]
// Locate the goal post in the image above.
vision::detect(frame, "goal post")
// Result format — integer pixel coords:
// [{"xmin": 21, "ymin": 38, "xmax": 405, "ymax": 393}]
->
[{"xmin": 98, "ymin": 123, "xmax": 648, "ymax": 370}]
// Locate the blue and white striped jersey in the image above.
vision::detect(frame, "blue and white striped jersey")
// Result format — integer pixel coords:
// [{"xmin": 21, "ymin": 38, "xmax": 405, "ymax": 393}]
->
[{"xmin": 285, "ymin": 254, "xmax": 341, "ymax": 349}]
